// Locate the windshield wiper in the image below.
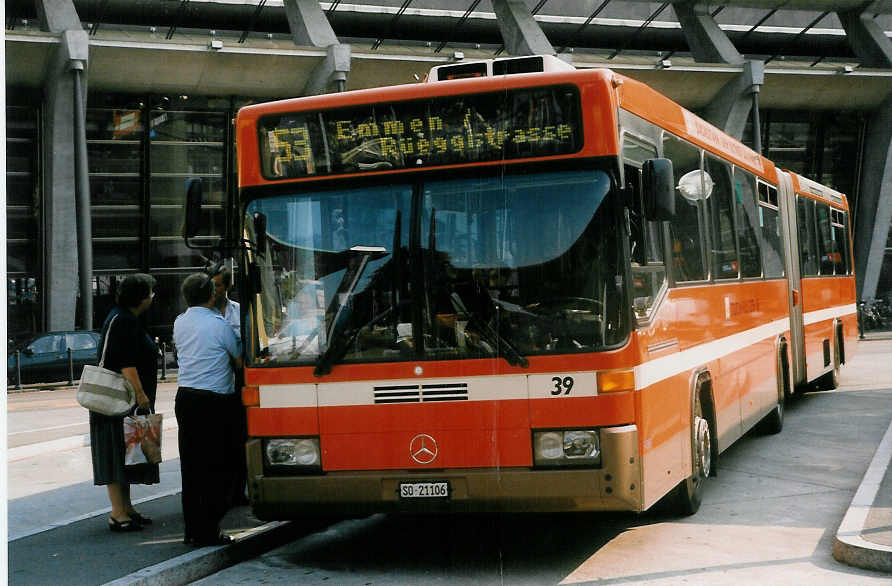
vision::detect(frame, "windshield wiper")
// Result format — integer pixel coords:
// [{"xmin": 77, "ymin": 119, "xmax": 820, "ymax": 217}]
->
[
  {"xmin": 450, "ymin": 292, "xmax": 529, "ymax": 368},
  {"xmin": 314, "ymin": 245, "xmax": 387, "ymax": 376}
]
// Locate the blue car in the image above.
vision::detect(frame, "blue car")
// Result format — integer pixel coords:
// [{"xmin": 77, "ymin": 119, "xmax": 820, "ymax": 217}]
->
[{"xmin": 7, "ymin": 331, "xmax": 101, "ymax": 385}]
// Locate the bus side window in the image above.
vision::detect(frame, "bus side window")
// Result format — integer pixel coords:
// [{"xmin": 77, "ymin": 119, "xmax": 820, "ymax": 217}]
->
[
  {"xmin": 663, "ymin": 134, "xmax": 706, "ymax": 283},
  {"xmin": 706, "ymin": 156, "xmax": 738, "ymax": 279},
  {"xmin": 732, "ymin": 168, "xmax": 763, "ymax": 278},
  {"xmin": 758, "ymin": 182, "xmax": 785, "ymax": 278},
  {"xmin": 797, "ymin": 196, "xmax": 819, "ymax": 277},
  {"xmin": 815, "ymin": 202, "xmax": 835, "ymax": 275},
  {"xmin": 828, "ymin": 207, "xmax": 848, "ymax": 275},
  {"xmin": 834, "ymin": 210, "xmax": 850, "ymax": 275}
]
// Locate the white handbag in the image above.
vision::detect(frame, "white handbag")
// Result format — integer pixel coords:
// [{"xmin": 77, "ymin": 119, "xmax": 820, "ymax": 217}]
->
[{"xmin": 76, "ymin": 315, "xmax": 136, "ymax": 416}]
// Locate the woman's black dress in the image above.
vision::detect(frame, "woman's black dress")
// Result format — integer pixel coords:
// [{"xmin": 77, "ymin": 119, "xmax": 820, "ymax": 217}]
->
[{"xmin": 89, "ymin": 307, "xmax": 160, "ymax": 486}]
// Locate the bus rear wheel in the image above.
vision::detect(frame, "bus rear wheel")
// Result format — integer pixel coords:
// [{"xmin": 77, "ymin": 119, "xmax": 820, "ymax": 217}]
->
[
  {"xmin": 816, "ymin": 335, "xmax": 841, "ymax": 391},
  {"xmin": 675, "ymin": 393, "xmax": 712, "ymax": 516},
  {"xmin": 760, "ymin": 344, "xmax": 788, "ymax": 435}
]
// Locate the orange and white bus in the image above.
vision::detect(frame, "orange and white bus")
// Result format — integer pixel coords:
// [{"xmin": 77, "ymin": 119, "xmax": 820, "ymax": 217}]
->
[{"xmin": 224, "ymin": 55, "xmax": 856, "ymax": 517}]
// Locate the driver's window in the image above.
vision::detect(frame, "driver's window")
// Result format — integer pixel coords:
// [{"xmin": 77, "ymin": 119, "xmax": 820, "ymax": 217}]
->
[{"xmin": 623, "ymin": 138, "xmax": 666, "ymax": 320}]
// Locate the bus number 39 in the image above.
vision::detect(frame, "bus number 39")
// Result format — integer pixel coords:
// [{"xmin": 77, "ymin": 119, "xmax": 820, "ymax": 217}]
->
[{"xmin": 551, "ymin": 376, "xmax": 574, "ymax": 395}]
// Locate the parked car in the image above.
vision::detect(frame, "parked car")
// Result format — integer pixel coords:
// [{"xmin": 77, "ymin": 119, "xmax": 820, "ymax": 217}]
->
[{"xmin": 7, "ymin": 330, "xmax": 101, "ymax": 385}]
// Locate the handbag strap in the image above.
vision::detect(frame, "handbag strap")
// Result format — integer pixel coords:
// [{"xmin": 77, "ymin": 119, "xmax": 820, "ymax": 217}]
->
[{"xmin": 99, "ymin": 314, "xmax": 119, "ymax": 368}]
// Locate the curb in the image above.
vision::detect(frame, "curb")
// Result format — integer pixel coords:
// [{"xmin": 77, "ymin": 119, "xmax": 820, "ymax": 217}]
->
[
  {"xmin": 832, "ymin": 416, "xmax": 892, "ymax": 573},
  {"xmin": 103, "ymin": 520, "xmax": 297, "ymax": 586}
]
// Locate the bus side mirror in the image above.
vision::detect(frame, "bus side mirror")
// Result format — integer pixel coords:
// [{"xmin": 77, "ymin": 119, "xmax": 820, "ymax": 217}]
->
[
  {"xmin": 184, "ymin": 178, "xmax": 204, "ymax": 240},
  {"xmin": 643, "ymin": 158, "xmax": 675, "ymax": 221},
  {"xmin": 253, "ymin": 212, "xmax": 267, "ymax": 253}
]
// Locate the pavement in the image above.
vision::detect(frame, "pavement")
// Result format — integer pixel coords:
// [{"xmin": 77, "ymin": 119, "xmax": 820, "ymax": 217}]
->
[
  {"xmin": 7, "ymin": 375, "xmax": 307, "ymax": 586},
  {"xmin": 7, "ymin": 338, "xmax": 892, "ymax": 584},
  {"xmin": 831, "ymin": 334, "xmax": 892, "ymax": 573}
]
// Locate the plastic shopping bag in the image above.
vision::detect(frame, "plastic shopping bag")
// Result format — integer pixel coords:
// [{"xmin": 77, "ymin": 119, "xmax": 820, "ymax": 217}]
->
[{"xmin": 123, "ymin": 412, "xmax": 163, "ymax": 465}]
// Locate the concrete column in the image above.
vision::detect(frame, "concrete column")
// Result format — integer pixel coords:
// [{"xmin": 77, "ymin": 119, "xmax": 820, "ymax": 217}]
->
[
  {"xmin": 35, "ymin": 0, "xmax": 81, "ymax": 33},
  {"xmin": 673, "ymin": 2, "xmax": 744, "ymax": 64},
  {"xmin": 854, "ymin": 94, "xmax": 892, "ymax": 302},
  {"xmin": 283, "ymin": 0, "xmax": 350, "ymax": 95},
  {"xmin": 492, "ymin": 0, "xmax": 554, "ymax": 56},
  {"xmin": 838, "ymin": 9, "xmax": 892, "ymax": 69},
  {"xmin": 701, "ymin": 60, "xmax": 764, "ymax": 142},
  {"xmin": 37, "ymin": 0, "xmax": 91, "ymax": 331},
  {"xmin": 673, "ymin": 3, "xmax": 760, "ymax": 143}
]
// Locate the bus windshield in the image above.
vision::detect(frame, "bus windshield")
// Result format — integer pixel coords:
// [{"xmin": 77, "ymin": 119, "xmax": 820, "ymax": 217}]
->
[{"xmin": 246, "ymin": 168, "xmax": 626, "ymax": 369}]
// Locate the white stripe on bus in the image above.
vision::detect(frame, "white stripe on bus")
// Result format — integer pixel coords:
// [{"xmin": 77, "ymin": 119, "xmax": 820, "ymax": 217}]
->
[
  {"xmin": 802, "ymin": 303, "xmax": 856, "ymax": 326},
  {"xmin": 634, "ymin": 303, "xmax": 855, "ymax": 389},
  {"xmin": 257, "ymin": 304, "xmax": 856, "ymax": 406},
  {"xmin": 634, "ymin": 317, "xmax": 790, "ymax": 390}
]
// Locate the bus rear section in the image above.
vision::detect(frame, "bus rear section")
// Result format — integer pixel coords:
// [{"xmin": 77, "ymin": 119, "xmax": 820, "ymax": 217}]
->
[{"xmin": 778, "ymin": 171, "xmax": 857, "ymax": 392}]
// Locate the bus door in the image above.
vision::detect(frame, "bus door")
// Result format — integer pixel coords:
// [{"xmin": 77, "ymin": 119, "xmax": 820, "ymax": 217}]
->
[{"xmin": 777, "ymin": 170, "xmax": 805, "ymax": 388}]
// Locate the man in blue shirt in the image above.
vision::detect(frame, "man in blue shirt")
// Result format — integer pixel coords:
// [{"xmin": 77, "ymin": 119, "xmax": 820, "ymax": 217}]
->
[
  {"xmin": 174, "ymin": 272, "xmax": 242, "ymax": 546},
  {"xmin": 212, "ymin": 267, "xmax": 241, "ymax": 343},
  {"xmin": 211, "ymin": 266, "xmax": 248, "ymax": 506}
]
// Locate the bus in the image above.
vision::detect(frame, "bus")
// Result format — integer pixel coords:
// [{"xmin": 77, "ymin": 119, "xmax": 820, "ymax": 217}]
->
[{"xmin": 212, "ymin": 55, "xmax": 856, "ymax": 517}]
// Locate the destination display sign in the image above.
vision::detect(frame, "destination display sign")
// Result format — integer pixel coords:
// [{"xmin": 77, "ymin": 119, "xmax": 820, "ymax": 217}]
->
[{"xmin": 258, "ymin": 85, "xmax": 582, "ymax": 179}]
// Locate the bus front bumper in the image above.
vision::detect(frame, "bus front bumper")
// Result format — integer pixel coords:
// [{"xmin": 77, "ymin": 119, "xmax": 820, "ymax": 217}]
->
[{"xmin": 246, "ymin": 425, "xmax": 640, "ymax": 517}]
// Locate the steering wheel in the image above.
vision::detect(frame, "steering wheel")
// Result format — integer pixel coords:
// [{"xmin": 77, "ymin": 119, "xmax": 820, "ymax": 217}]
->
[{"xmin": 525, "ymin": 297, "xmax": 603, "ymax": 350}]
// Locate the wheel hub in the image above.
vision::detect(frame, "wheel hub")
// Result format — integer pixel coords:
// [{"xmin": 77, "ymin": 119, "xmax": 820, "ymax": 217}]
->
[{"xmin": 694, "ymin": 416, "xmax": 711, "ymax": 479}]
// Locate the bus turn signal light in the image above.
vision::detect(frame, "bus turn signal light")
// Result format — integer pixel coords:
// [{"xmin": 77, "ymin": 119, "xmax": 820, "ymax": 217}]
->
[
  {"xmin": 242, "ymin": 385, "xmax": 260, "ymax": 407},
  {"xmin": 597, "ymin": 370, "xmax": 635, "ymax": 394}
]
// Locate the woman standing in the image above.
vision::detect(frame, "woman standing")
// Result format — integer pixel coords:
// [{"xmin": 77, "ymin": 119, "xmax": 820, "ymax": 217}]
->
[{"xmin": 90, "ymin": 273, "xmax": 158, "ymax": 532}]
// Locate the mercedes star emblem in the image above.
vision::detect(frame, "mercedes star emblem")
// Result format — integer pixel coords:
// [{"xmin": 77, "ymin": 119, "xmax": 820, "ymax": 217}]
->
[{"xmin": 409, "ymin": 433, "xmax": 438, "ymax": 464}]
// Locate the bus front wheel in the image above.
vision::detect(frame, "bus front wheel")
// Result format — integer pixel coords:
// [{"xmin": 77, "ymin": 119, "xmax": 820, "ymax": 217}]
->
[{"xmin": 674, "ymin": 392, "xmax": 712, "ymax": 516}]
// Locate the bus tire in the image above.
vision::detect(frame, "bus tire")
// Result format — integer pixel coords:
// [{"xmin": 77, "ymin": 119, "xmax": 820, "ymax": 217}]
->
[
  {"xmin": 674, "ymin": 383, "xmax": 713, "ymax": 516},
  {"xmin": 760, "ymin": 343, "xmax": 788, "ymax": 435},
  {"xmin": 830, "ymin": 327, "xmax": 842, "ymax": 388}
]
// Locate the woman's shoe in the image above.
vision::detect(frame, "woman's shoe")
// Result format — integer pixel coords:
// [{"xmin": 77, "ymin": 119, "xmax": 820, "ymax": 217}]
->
[
  {"xmin": 129, "ymin": 512, "xmax": 153, "ymax": 525},
  {"xmin": 108, "ymin": 517, "xmax": 142, "ymax": 532}
]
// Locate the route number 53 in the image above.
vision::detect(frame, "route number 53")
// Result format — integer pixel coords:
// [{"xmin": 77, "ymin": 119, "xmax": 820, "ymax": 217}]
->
[{"xmin": 551, "ymin": 376, "xmax": 574, "ymax": 395}]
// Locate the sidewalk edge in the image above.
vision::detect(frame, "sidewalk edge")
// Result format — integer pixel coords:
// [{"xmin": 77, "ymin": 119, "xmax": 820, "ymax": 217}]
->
[
  {"xmin": 832, "ymin": 416, "xmax": 892, "ymax": 573},
  {"xmin": 102, "ymin": 520, "xmax": 297, "ymax": 586}
]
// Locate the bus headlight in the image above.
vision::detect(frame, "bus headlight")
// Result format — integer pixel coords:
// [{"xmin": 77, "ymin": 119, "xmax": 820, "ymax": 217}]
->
[
  {"xmin": 533, "ymin": 430, "xmax": 601, "ymax": 467},
  {"xmin": 264, "ymin": 438, "xmax": 321, "ymax": 468}
]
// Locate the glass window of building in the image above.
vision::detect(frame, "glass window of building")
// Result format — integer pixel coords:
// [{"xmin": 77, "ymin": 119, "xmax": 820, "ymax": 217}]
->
[
  {"xmin": 149, "ymin": 97, "xmax": 227, "ymax": 269},
  {"xmin": 7, "ymin": 104, "xmax": 42, "ymax": 339},
  {"xmin": 88, "ymin": 103, "xmax": 145, "ymax": 270}
]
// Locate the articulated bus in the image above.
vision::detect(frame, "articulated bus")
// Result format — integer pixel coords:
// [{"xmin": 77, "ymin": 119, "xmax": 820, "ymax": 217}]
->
[{"xmin": 226, "ymin": 55, "xmax": 856, "ymax": 517}]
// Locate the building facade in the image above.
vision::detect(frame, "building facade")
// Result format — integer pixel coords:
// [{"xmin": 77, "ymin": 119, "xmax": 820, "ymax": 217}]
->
[{"xmin": 5, "ymin": 0, "xmax": 892, "ymax": 343}]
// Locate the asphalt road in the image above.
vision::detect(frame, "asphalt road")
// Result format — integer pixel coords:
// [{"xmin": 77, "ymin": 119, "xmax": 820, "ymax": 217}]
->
[
  {"xmin": 194, "ymin": 343, "xmax": 892, "ymax": 585},
  {"xmin": 7, "ymin": 342, "xmax": 892, "ymax": 584}
]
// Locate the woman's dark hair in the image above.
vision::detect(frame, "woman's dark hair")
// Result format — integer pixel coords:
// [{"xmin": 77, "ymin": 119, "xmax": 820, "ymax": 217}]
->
[
  {"xmin": 116, "ymin": 273, "xmax": 156, "ymax": 308},
  {"xmin": 182, "ymin": 273, "xmax": 215, "ymax": 307}
]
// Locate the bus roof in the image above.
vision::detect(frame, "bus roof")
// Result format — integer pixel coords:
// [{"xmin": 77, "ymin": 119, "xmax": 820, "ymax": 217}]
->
[
  {"xmin": 610, "ymin": 72, "xmax": 775, "ymax": 181},
  {"xmin": 788, "ymin": 171, "xmax": 849, "ymax": 209},
  {"xmin": 237, "ymin": 65, "xmax": 777, "ymax": 188}
]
